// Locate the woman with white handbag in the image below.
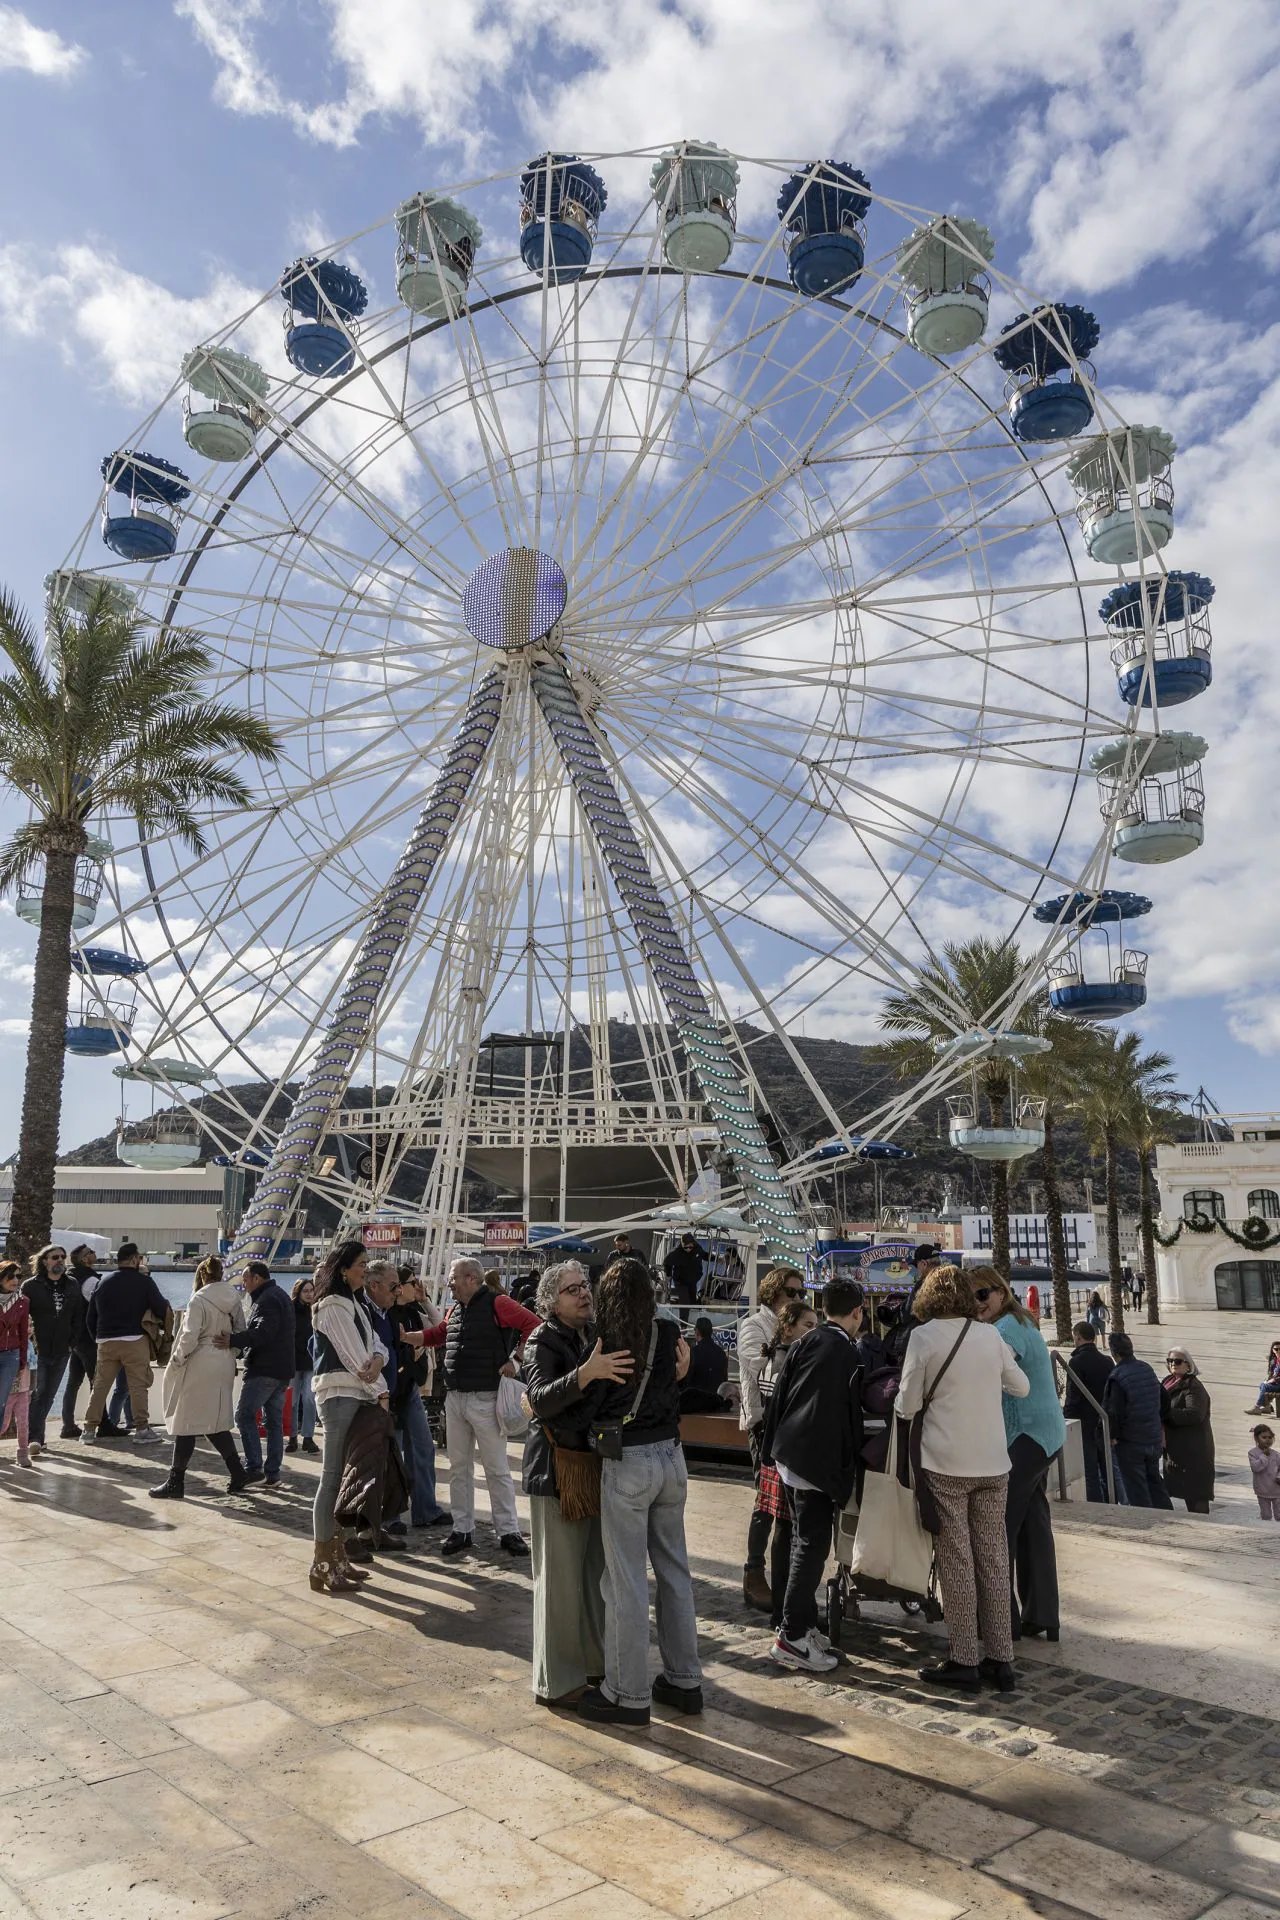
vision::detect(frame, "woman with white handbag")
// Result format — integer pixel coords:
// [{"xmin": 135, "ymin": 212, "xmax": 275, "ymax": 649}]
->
[{"xmin": 896, "ymin": 1265, "xmax": 1029, "ymax": 1695}]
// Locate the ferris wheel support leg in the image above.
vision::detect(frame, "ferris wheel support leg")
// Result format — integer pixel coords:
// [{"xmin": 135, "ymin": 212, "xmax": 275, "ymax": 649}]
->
[
  {"xmin": 530, "ymin": 656, "xmax": 808, "ymax": 1263},
  {"xmin": 231, "ymin": 667, "xmax": 508, "ymax": 1262}
]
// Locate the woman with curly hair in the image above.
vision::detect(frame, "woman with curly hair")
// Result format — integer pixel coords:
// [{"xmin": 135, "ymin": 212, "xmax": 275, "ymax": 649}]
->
[
  {"xmin": 575, "ymin": 1256, "xmax": 700, "ymax": 1727},
  {"xmin": 896, "ymin": 1263, "xmax": 1028, "ymax": 1695}
]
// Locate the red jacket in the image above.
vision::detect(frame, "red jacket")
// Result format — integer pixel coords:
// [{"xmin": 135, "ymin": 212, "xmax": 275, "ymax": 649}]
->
[
  {"xmin": 0, "ymin": 1294, "xmax": 30, "ymax": 1355},
  {"xmin": 421, "ymin": 1291, "xmax": 540, "ymax": 1349}
]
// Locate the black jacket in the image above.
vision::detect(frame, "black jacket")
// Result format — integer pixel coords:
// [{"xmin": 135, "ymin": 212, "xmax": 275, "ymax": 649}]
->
[
  {"xmin": 1103, "ymin": 1356, "xmax": 1164, "ymax": 1449},
  {"xmin": 292, "ymin": 1298, "xmax": 313, "ymax": 1373},
  {"xmin": 1161, "ymin": 1375, "xmax": 1215, "ymax": 1503},
  {"xmin": 389, "ymin": 1301, "xmax": 430, "ymax": 1408},
  {"xmin": 663, "ymin": 1245, "xmax": 703, "ymax": 1302},
  {"xmin": 1063, "ymin": 1343, "xmax": 1114, "ymax": 1431},
  {"xmin": 86, "ymin": 1266, "xmax": 170, "ymax": 1343},
  {"xmin": 762, "ymin": 1322, "xmax": 863, "ymax": 1507},
  {"xmin": 21, "ymin": 1270, "xmax": 85, "ymax": 1358},
  {"xmin": 588, "ymin": 1316, "xmax": 682, "ymax": 1446},
  {"xmin": 522, "ymin": 1313, "xmax": 593, "ymax": 1497},
  {"xmin": 229, "ymin": 1278, "xmax": 295, "ymax": 1381}
]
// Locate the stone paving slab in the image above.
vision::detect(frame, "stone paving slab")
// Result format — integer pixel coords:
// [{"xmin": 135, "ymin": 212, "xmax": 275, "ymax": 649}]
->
[{"xmin": 2, "ymin": 1403, "xmax": 1279, "ymax": 1920}]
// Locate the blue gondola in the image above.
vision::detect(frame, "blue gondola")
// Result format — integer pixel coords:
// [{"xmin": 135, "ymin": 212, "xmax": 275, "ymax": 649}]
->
[
  {"xmin": 776, "ymin": 162, "xmax": 872, "ymax": 297},
  {"xmin": 72, "ymin": 946, "xmax": 149, "ymax": 979},
  {"xmin": 280, "ymin": 257, "xmax": 369, "ymax": 377},
  {"xmin": 992, "ymin": 303, "xmax": 1099, "ymax": 441},
  {"xmin": 807, "ymin": 1134, "xmax": 912, "ymax": 1162},
  {"xmin": 1101, "ymin": 572, "xmax": 1214, "ymax": 708},
  {"xmin": 100, "ymin": 450, "xmax": 190, "ymax": 561},
  {"xmin": 519, "ymin": 154, "xmax": 607, "ymax": 283},
  {"xmin": 1034, "ymin": 889, "xmax": 1152, "ymax": 1020}
]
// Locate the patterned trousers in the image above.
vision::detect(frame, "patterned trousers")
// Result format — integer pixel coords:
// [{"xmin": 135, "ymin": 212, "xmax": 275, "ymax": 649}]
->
[{"xmin": 925, "ymin": 1469, "xmax": 1014, "ymax": 1667}]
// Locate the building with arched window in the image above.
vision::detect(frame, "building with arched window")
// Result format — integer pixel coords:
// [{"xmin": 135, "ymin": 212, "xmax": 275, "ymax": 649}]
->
[{"xmin": 1156, "ymin": 1117, "xmax": 1280, "ymax": 1309}]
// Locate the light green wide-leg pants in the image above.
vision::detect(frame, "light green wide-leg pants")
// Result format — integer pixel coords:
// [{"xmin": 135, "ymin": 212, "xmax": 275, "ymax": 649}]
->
[{"xmin": 530, "ymin": 1493, "xmax": 606, "ymax": 1701}]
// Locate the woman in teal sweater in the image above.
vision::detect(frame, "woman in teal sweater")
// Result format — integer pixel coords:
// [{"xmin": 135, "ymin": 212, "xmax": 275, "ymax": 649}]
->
[{"xmin": 972, "ymin": 1267, "xmax": 1066, "ymax": 1642}]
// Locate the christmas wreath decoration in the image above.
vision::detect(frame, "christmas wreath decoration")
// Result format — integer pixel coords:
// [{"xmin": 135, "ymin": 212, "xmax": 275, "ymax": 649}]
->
[{"xmin": 1153, "ymin": 1213, "xmax": 1280, "ymax": 1251}]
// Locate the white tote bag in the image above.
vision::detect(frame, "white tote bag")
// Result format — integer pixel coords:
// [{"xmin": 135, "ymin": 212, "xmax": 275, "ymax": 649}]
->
[
  {"xmin": 496, "ymin": 1371, "xmax": 530, "ymax": 1438},
  {"xmin": 849, "ymin": 1425, "xmax": 935, "ymax": 1600}
]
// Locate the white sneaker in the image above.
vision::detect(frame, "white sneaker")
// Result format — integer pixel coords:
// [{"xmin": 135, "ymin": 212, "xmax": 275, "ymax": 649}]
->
[
  {"xmin": 27, "ymin": 1440, "xmax": 41, "ymax": 1459},
  {"xmin": 131, "ymin": 1426, "xmax": 163, "ymax": 1446},
  {"xmin": 809, "ymin": 1627, "xmax": 833, "ymax": 1653},
  {"xmin": 79, "ymin": 1428, "xmax": 98, "ymax": 1446},
  {"xmin": 770, "ymin": 1631, "xmax": 838, "ymax": 1674}
]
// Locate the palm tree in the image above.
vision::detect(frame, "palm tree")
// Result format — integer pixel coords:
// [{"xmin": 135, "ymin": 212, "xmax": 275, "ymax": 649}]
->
[
  {"xmin": 1125, "ymin": 1092, "xmax": 1183, "ymax": 1327},
  {"xmin": 1022, "ymin": 1016, "xmax": 1092, "ymax": 1344},
  {"xmin": 0, "ymin": 588, "xmax": 280, "ymax": 1260},
  {"xmin": 1077, "ymin": 1029, "xmax": 1176, "ymax": 1335},
  {"xmin": 880, "ymin": 936, "xmax": 1042, "ymax": 1279}
]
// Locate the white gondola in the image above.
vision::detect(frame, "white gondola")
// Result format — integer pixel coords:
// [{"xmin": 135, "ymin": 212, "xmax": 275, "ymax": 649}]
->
[
  {"xmin": 650, "ymin": 142, "xmax": 739, "ymax": 273},
  {"xmin": 396, "ymin": 193, "xmax": 482, "ymax": 317},
  {"xmin": 1090, "ymin": 731, "xmax": 1207, "ymax": 863},
  {"xmin": 938, "ymin": 1030, "xmax": 1049, "ymax": 1160},
  {"xmin": 1067, "ymin": 425, "xmax": 1175, "ymax": 564},
  {"xmin": 181, "ymin": 346, "xmax": 270, "ymax": 462},
  {"xmin": 113, "ymin": 1056, "xmax": 213, "ymax": 1088},
  {"xmin": 896, "ymin": 215, "xmax": 994, "ymax": 356},
  {"xmin": 117, "ymin": 1117, "xmax": 201, "ymax": 1169},
  {"xmin": 43, "ymin": 570, "xmax": 136, "ymax": 618},
  {"xmin": 15, "ymin": 833, "xmax": 111, "ymax": 930}
]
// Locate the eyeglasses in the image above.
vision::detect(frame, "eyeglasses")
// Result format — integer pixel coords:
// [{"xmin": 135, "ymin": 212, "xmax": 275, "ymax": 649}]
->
[{"xmin": 559, "ymin": 1282, "xmax": 591, "ymax": 1297}]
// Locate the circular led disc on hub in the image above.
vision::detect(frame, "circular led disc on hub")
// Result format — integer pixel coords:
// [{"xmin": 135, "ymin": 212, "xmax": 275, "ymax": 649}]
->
[{"xmin": 463, "ymin": 547, "xmax": 567, "ymax": 649}]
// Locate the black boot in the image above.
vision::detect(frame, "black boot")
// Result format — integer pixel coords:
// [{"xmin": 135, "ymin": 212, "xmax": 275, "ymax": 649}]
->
[{"xmin": 148, "ymin": 1473, "xmax": 185, "ymax": 1501}]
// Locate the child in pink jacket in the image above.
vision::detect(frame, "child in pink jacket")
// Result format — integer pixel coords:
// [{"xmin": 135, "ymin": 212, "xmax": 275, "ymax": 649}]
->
[{"xmin": 1248, "ymin": 1424, "xmax": 1280, "ymax": 1520}]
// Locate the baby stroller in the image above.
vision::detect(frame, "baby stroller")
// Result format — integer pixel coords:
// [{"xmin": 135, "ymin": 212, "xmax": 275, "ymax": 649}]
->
[{"xmin": 823, "ymin": 1421, "xmax": 944, "ymax": 1649}]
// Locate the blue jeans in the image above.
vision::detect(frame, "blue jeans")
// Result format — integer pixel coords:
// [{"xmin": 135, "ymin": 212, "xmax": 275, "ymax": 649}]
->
[
  {"xmin": 236, "ymin": 1375, "xmax": 288, "ymax": 1478},
  {"xmin": 397, "ymin": 1387, "xmax": 447, "ymax": 1525},
  {"xmin": 1115, "ymin": 1443, "xmax": 1173, "ymax": 1510},
  {"xmin": 600, "ymin": 1439, "xmax": 702, "ymax": 1709},
  {"xmin": 30, "ymin": 1352, "xmax": 70, "ymax": 1446},
  {"xmin": 0, "ymin": 1350, "xmax": 22, "ymax": 1418},
  {"xmin": 290, "ymin": 1370, "xmax": 316, "ymax": 1440},
  {"xmin": 107, "ymin": 1368, "xmax": 132, "ymax": 1427}
]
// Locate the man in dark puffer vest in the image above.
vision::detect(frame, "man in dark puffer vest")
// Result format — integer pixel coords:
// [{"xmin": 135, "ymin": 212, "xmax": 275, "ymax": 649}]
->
[{"xmin": 420, "ymin": 1256, "xmax": 539, "ymax": 1559}]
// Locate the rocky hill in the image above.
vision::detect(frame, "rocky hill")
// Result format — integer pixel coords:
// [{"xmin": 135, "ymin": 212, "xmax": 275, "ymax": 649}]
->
[{"xmin": 65, "ymin": 1018, "xmax": 1149, "ymax": 1220}]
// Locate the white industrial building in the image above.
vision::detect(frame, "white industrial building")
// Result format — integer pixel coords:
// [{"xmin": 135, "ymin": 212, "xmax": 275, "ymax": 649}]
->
[
  {"xmin": 0, "ymin": 1165, "xmax": 225, "ymax": 1259},
  {"xmin": 1155, "ymin": 1116, "xmax": 1280, "ymax": 1312},
  {"xmin": 963, "ymin": 1211, "xmax": 1099, "ymax": 1266}
]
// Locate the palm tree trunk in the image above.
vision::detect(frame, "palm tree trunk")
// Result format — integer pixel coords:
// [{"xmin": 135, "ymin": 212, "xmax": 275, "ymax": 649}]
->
[
  {"xmin": 7, "ymin": 850, "xmax": 76, "ymax": 1261},
  {"xmin": 1042, "ymin": 1106, "xmax": 1072, "ymax": 1343},
  {"xmin": 1105, "ymin": 1122, "xmax": 1126, "ymax": 1333},
  {"xmin": 990, "ymin": 1161, "xmax": 1011, "ymax": 1279},
  {"xmin": 1139, "ymin": 1148, "xmax": 1161, "ymax": 1326}
]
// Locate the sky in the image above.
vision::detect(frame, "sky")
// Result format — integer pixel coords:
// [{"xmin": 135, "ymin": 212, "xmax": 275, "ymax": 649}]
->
[{"xmin": 0, "ymin": 0, "xmax": 1278, "ymax": 1159}]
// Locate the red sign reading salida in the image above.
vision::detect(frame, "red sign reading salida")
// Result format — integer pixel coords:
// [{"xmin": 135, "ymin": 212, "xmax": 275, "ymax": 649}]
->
[
  {"xmin": 363, "ymin": 1222, "xmax": 402, "ymax": 1249},
  {"xmin": 484, "ymin": 1219, "xmax": 527, "ymax": 1250}
]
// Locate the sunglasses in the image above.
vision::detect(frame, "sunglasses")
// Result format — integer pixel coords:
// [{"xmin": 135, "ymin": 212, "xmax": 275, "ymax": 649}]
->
[
  {"xmin": 972, "ymin": 1286, "xmax": 997, "ymax": 1302},
  {"xmin": 1166, "ymin": 1357, "xmax": 1187, "ymax": 1366},
  {"xmin": 783, "ymin": 1286, "xmax": 804, "ymax": 1298}
]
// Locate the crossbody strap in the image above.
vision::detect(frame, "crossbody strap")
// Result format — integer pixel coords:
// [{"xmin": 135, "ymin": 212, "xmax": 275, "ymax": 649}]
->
[
  {"xmin": 921, "ymin": 1318, "xmax": 971, "ymax": 1416},
  {"xmin": 623, "ymin": 1321, "xmax": 661, "ymax": 1425}
]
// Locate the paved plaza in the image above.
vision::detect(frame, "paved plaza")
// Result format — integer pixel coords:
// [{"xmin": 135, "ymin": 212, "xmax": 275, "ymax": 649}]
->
[{"xmin": 0, "ymin": 1306, "xmax": 1277, "ymax": 1920}]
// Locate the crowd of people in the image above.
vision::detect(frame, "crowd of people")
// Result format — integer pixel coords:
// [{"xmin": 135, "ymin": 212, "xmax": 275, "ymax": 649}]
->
[{"xmin": 2, "ymin": 1231, "xmax": 1276, "ymax": 1721}]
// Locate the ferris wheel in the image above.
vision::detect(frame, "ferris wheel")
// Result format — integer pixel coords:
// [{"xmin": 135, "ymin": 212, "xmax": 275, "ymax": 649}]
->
[{"xmin": 49, "ymin": 147, "xmax": 1211, "ymax": 1268}]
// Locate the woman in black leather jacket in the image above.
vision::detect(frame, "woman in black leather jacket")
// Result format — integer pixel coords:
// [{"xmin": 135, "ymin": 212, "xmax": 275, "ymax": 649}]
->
[{"xmin": 522, "ymin": 1262, "xmax": 631, "ymax": 1706}]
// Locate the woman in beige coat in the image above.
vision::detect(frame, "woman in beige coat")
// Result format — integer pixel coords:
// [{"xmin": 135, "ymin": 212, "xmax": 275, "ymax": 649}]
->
[{"xmin": 151, "ymin": 1257, "xmax": 249, "ymax": 1499}]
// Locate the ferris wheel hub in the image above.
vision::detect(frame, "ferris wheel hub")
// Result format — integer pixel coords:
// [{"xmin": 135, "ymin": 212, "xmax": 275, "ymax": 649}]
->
[{"xmin": 463, "ymin": 547, "xmax": 568, "ymax": 650}]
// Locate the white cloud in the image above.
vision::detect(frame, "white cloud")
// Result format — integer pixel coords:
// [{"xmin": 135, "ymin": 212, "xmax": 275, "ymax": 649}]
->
[
  {"xmin": 0, "ymin": 6, "xmax": 85, "ymax": 78},
  {"xmin": 0, "ymin": 241, "xmax": 262, "ymax": 406},
  {"xmin": 176, "ymin": 0, "xmax": 1280, "ymax": 295}
]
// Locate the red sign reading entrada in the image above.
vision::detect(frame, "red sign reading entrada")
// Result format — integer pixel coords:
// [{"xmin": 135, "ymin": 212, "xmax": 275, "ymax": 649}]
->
[{"xmin": 483, "ymin": 1218, "xmax": 527, "ymax": 1250}]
